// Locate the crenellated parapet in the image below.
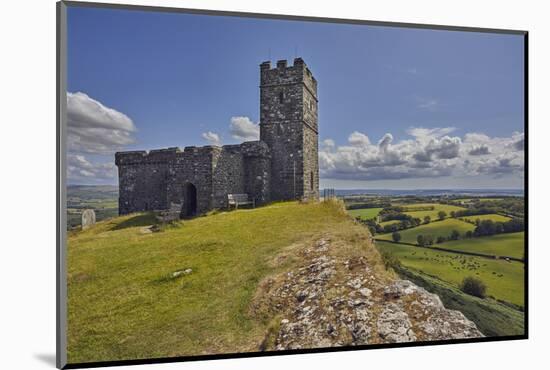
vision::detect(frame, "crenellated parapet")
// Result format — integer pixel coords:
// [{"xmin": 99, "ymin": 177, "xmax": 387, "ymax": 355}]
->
[{"xmin": 115, "ymin": 148, "xmax": 180, "ymax": 165}]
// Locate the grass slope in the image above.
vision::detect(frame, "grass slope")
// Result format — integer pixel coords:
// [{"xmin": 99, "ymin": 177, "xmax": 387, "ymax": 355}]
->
[
  {"xmin": 347, "ymin": 207, "xmax": 383, "ymax": 220},
  {"xmin": 378, "ymin": 218, "xmax": 475, "ymax": 244},
  {"xmin": 395, "ymin": 267, "xmax": 524, "ymax": 337},
  {"xmin": 67, "ymin": 201, "xmax": 384, "ymax": 363},
  {"xmin": 376, "ymin": 241, "xmax": 524, "ymax": 307},
  {"xmin": 441, "ymin": 232, "xmax": 524, "ymax": 259}
]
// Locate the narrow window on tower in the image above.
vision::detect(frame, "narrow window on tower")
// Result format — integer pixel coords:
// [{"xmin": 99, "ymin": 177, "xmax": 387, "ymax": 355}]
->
[
  {"xmin": 310, "ymin": 171, "xmax": 314, "ymax": 191},
  {"xmin": 279, "ymin": 91, "xmax": 284, "ymax": 104}
]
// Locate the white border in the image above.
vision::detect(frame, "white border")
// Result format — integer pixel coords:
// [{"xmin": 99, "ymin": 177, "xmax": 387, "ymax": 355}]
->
[{"xmin": 1, "ymin": 0, "xmax": 547, "ymax": 369}]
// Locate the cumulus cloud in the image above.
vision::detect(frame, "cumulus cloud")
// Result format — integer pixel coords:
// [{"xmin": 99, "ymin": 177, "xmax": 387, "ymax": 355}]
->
[
  {"xmin": 378, "ymin": 133, "xmax": 393, "ymax": 152},
  {"xmin": 322, "ymin": 139, "xmax": 335, "ymax": 150},
  {"xmin": 201, "ymin": 131, "xmax": 222, "ymax": 146},
  {"xmin": 67, "ymin": 92, "xmax": 136, "ymax": 154},
  {"xmin": 230, "ymin": 116, "xmax": 260, "ymax": 141},
  {"xmin": 348, "ymin": 131, "xmax": 371, "ymax": 147},
  {"xmin": 319, "ymin": 127, "xmax": 524, "ymax": 182},
  {"xmin": 512, "ymin": 132, "xmax": 525, "ymax": 151},
  {"xmin": 67, "ymin": 154, "xmax": 117, "ymax": 182},
  {"xmin": 66, "ymin": 92, "xmax": 136, "ymax": 183},
  {"xmin": 407, "ymin": 127, "xmax": 456, "ymax": 143},
  {"xmin": 469, "ymin": 145, "xmax": 491, "ymax": 156}
]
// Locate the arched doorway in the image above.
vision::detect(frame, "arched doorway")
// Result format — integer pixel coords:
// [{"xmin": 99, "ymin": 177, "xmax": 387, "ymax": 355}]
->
[{"xmin": 181, "ymin": 182, "xmax": 197, "ymax": 217}]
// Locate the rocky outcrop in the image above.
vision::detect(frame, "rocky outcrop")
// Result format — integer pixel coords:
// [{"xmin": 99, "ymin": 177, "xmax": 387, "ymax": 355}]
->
[{"xmin": 253, "ymin": 237, "xmax": 482, "ymax": 350}]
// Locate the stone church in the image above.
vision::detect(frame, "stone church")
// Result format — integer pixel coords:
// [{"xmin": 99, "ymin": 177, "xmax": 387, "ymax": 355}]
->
[{"xmin": 115, "ymin": 58, "xmax": 319, "ymax": 217}]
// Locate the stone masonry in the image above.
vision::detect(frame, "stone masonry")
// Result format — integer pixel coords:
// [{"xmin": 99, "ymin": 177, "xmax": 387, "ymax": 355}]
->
[{"xmin": 115, "ymin": 58, "xmax": 319, "ymax": 217}]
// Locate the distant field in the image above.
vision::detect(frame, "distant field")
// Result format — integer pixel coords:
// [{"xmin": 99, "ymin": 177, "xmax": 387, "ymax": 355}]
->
[
  {"xmin": 459, "ymin": 214, "xmax": 511, "ymax": 223},
  {"xmin": 347, "ymin": 207, "xmax": 383, "ymax": 220},
  {"xmin": 398, "ymin": 203, "xmax": 466, "ymax": 220},
  {"xmin": 441, "ymin": 232, "xmax": 524, "ymax": 259},
  {"xmin": 454, "ymin": 198, "xmax": 503, "ymax": 203},
  {"xmin": 67, "ymin": 185, "xmax": 119, "ymax": 229},
  {"xmin": 377, "ymin": 218, "xmax": 475, "ymax": 244},
  {"xmin": 376, "ymin": 241, "xmax": 524, "ymax": 307},
  {"xmin": 379, "ymin": 220, "xmax": 400, "ymax": 227}
]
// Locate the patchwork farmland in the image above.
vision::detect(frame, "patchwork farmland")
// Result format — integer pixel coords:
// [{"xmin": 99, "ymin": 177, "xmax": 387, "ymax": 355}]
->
[{"xmin": 345, "ymin": 194, "xmax": 525, "ymax": 336}]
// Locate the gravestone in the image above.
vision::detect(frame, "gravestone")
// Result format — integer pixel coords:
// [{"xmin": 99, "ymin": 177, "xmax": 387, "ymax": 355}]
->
[{"xmin": 81, "ymin": 209, "xmax": 96, "ymax": 230}]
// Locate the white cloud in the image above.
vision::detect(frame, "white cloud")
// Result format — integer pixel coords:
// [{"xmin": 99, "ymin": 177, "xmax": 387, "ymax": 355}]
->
[
  {"xmin": 321, "ymin": 139, "xmax": 335, "ymax": 150},
  {"xmin": 201, "ymin": 131, "xmax": 221, "ymax": 146},
  {"xmin": 230, "ymin": 116, "xmax": 260, "ymax": 142},
  {"xmin": 67, "ymin": 154, "xmax": 117, "ymax": 182},
  {"xmin": 348, "ymin": 131, "xmax": 371, "ymax": 147},
  {"xmin": 319, "ymin": 127, "xmax": 524, "ymax": 182},
  {"xmin": 512, "ymin": 132, "xmax": 525, "ymax": 151},
  {"xmin": 66, "ymin": 92, "xmax": 137, "ymax": 183},
  {"xmin": 469, "ymin": 145, "xmax": 491, "ymax": 156},
  {"xmin": 407, "ymin": 127, "xmax": 456, "ymax": 142},
  {"xmin": 67, "ymin": 92, "xmax": 136, "ymax": 155}
]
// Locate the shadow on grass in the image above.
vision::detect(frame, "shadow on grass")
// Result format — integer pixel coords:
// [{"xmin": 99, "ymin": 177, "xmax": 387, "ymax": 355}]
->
[{"xmin": 110, "ymin": 213, "xmax": 158, "ymax": 231}]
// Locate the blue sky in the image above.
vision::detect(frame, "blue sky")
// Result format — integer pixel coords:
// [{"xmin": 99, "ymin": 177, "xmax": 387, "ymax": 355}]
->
[{"xmin": 66, "ymin": 6, "xmax": 525, "ymax": 189}]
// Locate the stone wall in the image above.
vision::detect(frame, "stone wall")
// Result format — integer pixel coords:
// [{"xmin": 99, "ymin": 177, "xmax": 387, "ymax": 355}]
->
[
  {"xmin": 242, "ymin": 141, "xmax": 271, "ymax": 205},
  {"xmin": 116, "ymin": 142, "xmax": 271, "ymax": 216},
  {"xmin": 115, "ymin": 149, "xmax": 173, "ymax": 214},
  {"xmin": 303, "ymin": 125, "xmax": 319, "ymax": 200},
  {"xmin": 165, "ymin": 146, "xmax": 217, "ymax": 216},
  {"xmin": 211, "ymin": 145, "xmax": 245, "ymax": 209}
]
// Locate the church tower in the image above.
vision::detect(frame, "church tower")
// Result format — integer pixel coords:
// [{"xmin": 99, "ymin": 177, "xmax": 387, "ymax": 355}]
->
[{"xmin": 259, "ymin": 58, "xmax": 319, "ymax": 201}]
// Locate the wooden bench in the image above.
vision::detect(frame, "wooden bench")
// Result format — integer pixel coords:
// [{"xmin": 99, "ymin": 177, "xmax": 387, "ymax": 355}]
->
[{"xmin": 228, "ymin": 193, "xmax": 255, "ymax": 209}]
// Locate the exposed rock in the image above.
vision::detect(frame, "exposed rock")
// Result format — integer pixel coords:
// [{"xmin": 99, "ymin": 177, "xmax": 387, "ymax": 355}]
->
[
  {"xmin": 377, "ymin": 303, "xmax": 416, "ymax": 342},
  {"xmin": 253, "ymin": 237, "xmax": 483, "ymax": 351}
]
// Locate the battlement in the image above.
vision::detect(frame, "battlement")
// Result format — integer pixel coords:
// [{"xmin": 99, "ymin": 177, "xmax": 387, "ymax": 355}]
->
[
  {"xmin": 260, "ymin": 57, "xmax": 317, "ymax": 93},
  {"xmin": 115, "ymin": 148, "xmax": 180, "ymax": 165},
  {"xmin": 115, "ymin": 141, "xmax": 272, "ymax": 166}
]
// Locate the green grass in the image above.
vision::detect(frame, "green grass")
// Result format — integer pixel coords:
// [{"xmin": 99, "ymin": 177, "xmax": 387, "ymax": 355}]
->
[
  {"xmin": 377, "ymin": 218, "xmax": 475, "ymax": 244},
  {"xmin": 376, "ymin": 241, "xmax": 524, "ymax": 307},
  {"xmin": 395, "ymin": 267, "xmax": 524, "ymax": 337},
  {"xmin": 347, "ymin": 207, "xmax": 383, "ymax": 220},
  {"xmin": 67, "ymin": 200, "xmax": 382, "ymax": 363},
  {"xmin": 398, "ymin": 203, "xmax": 466, "ymax": 220},
  {"xmin": 440, "ymin": 232, "xmax": 524, "ymax": 259},
  {"xmin": 379, "ymin": 220, "xmax": 401, "ymax": 227},
  {"xmin": 459, "ymin": 213, "xmax": 511, "ymax": 223}
]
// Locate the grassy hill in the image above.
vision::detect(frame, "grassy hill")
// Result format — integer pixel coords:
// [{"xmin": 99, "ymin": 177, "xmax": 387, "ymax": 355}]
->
[
  {"xmin": 376, "ymin": 241, "xmax": 524, "ymax": 307},
  {"xmin": 67, "ymin": 200, "xmax": 387, "ymax": 364},
  {"xmin": 395, "ymin": 266, "xmax": 524, "ymax": 337}
]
